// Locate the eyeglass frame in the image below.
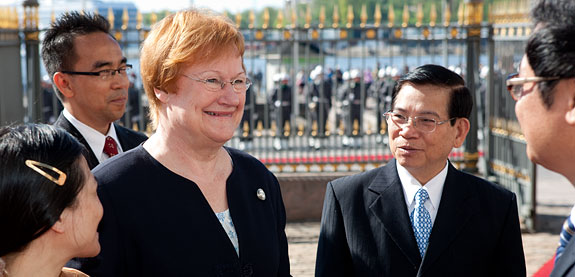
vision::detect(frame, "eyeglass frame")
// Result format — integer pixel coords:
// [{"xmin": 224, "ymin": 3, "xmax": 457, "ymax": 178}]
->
[
  {"xmin": 383, "ymin": 111, "xmax": 456, "ymax": 133},
  {"xmin": 60, "ymin": 64, "xmax": 133, "ymax": 80},
  {"xmin": 181, "ymin": 74, "xmax": 252, "ymax": 93},
  {"xmin": 505, "ymin": 73, "xmax": 560, "ymax": 101}
]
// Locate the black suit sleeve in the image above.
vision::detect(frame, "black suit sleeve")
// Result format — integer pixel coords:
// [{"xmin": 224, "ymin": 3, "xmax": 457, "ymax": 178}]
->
[
  {"xmin": 315, "ymin": 181, "xmax": 354, "ymax": 277},
  {"xmin": 493, "ymin": 193, "xmax": 526, "ymax": 276},
  {"xmin": 270, "ymin": 173, "xmax": 291, "ymax": 276}
]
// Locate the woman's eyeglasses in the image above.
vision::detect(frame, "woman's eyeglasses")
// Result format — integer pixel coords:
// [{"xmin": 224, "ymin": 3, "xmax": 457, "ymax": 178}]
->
[{"xmin": 182, "ymin": 75, "xmax": 252, "ymax": 93}]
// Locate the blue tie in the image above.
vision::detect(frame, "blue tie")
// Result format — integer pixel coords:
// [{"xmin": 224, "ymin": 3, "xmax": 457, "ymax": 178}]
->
[
  {"xmin": 556, "ymin": 207, "xmax": 575, "ymax": 263},
  {"xmin": 411, "ymin": 188, "xmax": 432, "ymax": 257}
]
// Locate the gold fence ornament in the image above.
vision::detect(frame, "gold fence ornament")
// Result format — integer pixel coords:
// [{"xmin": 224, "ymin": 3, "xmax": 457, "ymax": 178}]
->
[
  {"xmin": 416, "ymin": 3, "xmax": 423, "ymax": 27},
  {"xmin": 249, "ymin": 10, "xmax": 255, "ymax": 29},
  {"xmin": 360, "ymin": 4, "xmax": 367, "ymax": 28},
  {"xmin": 430, "ymin": 3, "xmax": 437, "ymax": 27},
  {"xmin": 443, "ymin": 3, "xmax": 451, "ymax": 27},
  {"xmin": 402, "ymin": 4, "xmax": 409, "ymax": 28},
  {"xmin": 107, "ymin": 7, "xmax": 114, "ymax": 30},
  {"xmin": 332, "ymin": 5, "xmax": 339, "ymax": 28},
  {"xmin": 319, "ymin": 6, "xmax": 326, "ymax": 29},
  {"xmin": 388, "ymin": 2, "xmax": 395, "ymax": 27},
  {"xmin": 305, "ymin": 5, "xmax": 311, "ymax": 28},
  {"xmin": 374, "ymin": 4, "xmax": 381, "ymax": 28},
  {"xmin": 346, "ymin": 5, "xmax": 353, "ymax": 28},
  {"xmin": 121, "ymin": 7, "xmax": 128, "ymax": 30}
]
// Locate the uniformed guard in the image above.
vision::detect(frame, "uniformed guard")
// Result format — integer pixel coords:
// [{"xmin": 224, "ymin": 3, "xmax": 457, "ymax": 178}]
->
[
  {"xmin": 308, "ymin": 66, "xmax": 332, "ymax": 147},
  {"xmin": 271, "ymin": 73, "xmax": 292, "ymax": 150},
  {"xmin": 342, "ymin": 69, "xmax": 365, "ymax": 147},
  {"xmin": 369, "ymin": 68, "xmax": 388, "ymax": 133}
]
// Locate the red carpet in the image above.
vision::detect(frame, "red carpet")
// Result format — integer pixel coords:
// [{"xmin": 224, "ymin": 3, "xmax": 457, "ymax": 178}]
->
[{"xmin": 533, "ymin": 256, "xmax": 555, "ymax": 277}]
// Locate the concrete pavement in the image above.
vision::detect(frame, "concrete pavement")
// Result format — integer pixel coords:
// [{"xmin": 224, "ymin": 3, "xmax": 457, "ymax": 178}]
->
[{"xmin": 285, "ymin": 165, "xmax": 575, "ymax": 276}]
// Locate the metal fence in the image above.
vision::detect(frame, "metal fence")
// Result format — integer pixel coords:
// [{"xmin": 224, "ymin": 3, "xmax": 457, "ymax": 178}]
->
[
  {"xmin": 0, "ymin": 1, "xmax": 537, "ymax": 230},
  {"xmin": 486, "ymin": 22, "xmax": 536, "ymax": 230},
  {"xmin": 231, "ymin": 23, "xmax": 481, "ymax": 173}
]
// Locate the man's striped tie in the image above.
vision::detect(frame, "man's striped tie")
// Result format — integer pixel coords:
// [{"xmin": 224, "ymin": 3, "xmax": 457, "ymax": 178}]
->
[{"xmin": 556, "ymin": 205, "xmax": 575, "ymax": 263}]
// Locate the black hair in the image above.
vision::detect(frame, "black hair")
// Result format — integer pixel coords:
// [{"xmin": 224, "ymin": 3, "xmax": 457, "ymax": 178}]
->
[
  {"xmin": 391, "ymin": 64, "xmax": 473, "ymax": 125},
  {"xmin": 0, "ymin": 124, "xmax": 85, "ymax": 257},
  {"xmin": 531, "ymin": 0, "xmax": 575, "ymax": 28},
  {"xmin": 526, "ymin": 20, "xmax": 575, "ymax": 108},
  {"xmin": 41, "ymin": 11, "xmax": 111, "ymax": 100}
]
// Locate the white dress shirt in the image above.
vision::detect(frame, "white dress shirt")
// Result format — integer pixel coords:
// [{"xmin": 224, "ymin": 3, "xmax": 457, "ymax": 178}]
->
[
  {"xmin": 397, "ymin": 160, "xmax": 449, "ymax": 224},
  {"xmin": 63, "ymin": 109, "xmax": 123, "ymax": 163}
]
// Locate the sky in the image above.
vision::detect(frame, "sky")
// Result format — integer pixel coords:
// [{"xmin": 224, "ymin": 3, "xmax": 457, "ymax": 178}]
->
[
  {"xmin": 136, "ymin": 0, "xmax": 284, "ymax": 13},
  {"xmin": 2, "ymin": 0, "xmax": 285, "ymax": 13}
]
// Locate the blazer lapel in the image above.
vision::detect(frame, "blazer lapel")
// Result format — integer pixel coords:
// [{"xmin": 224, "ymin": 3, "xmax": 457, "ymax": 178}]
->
[
  {"xmin": 368, "ymin": 161, "xmax": 422, "ymax": 267},
  {"xmin": 54, "ymin": 114, "xmax": 100, "ymax": 169},
  {"xmin": 114, "ymin": 123, "xmax": 147, "ymax": 151},
  {"xmin": 419, "ymin": 163, "xmax": 479, "ymax": 273},
  {"xmin": 114, "ymin": 124, "xmax": 133, "ymax": 150}
]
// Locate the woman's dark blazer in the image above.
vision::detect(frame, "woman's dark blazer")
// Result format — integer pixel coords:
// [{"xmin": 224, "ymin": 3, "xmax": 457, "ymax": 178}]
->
[{"xmin": 79, "ymin": 146, "xmax": 290, "ymax": 276}]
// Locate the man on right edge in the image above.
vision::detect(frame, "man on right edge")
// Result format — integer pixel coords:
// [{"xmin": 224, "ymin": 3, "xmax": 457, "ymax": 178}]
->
[
  {"xmin": 510, "ymin": 0, "xmax": 575, "ymax": 276},
  {"xmin": 316, "ymin": 64, "xmax": 525, "ymax": 276}
]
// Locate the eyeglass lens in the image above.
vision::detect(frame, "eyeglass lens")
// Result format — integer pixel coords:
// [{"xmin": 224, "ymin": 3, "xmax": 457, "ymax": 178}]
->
[
  {"xmin": 385, "ymin": 113, "xmax": 439, "ymax": 132},
  {"xmin": 204, "ymin": 78, "xmax": 250, "ymax": 92},
  {"xmin": 101, "ymin": 67, "xmax": 131, "ymax": 79}
]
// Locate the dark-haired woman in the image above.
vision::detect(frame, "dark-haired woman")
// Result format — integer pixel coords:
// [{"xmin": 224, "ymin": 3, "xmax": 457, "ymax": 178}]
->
[{"xmin": 0, "ymin": 124, "xmax": 102, "ymax": 277}]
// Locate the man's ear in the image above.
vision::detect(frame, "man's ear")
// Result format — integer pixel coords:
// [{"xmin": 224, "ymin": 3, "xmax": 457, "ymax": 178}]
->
[
  {"xmin": 453, "ymin": 118, "xmax": 470, "ymax": 148},
  {"xmin": 52, "ymin": 72, "xmax": 74, "ymax": 98},
  {"xmin": 565, "ymin": 78, "xmax": 575, "ymax": 126},
  {"xmin": 154, "ymin": 87, "xmax": 171, "ymax": 103}
]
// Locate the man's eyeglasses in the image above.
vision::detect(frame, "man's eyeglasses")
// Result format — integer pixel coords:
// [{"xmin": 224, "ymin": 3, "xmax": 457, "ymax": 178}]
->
[
  {"xmin": 182, "ymin": 74, "xmax": 252, "ymax": 93},
  {"xmin": 61, "ymin": 64, "xmax": 132, "ymax": 81},
  {"xmin": 506, "ymin": 73, "xmax": 559, "ymax": 101},
  {"xmin": 384, "ymin": 111, "xmax": 455, "ymax": 133}
]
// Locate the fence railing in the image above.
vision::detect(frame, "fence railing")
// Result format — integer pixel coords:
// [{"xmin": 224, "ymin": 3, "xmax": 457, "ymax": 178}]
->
[{"xmin": 0, "ymin": 0, "xmax": 537, "ymax": 230}]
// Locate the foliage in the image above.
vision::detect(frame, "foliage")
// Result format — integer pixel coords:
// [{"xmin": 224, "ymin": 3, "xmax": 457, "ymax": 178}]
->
[
  {"xmin": 142, "ymin": 10, "xmax": 171, "ymax": 26},
  {"xmin": 141, "ymin": 0, "xmax": 499, "ymax": 28}
]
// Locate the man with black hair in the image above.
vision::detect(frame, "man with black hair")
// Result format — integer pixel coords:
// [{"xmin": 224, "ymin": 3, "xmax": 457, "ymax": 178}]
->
[
  {"xmin": 316, "ymin": 64, "xmax": 525, "ymax": 276},
  {"xmin": 42, "ymin": 12, "xmax": 147, "ymax": 169},
  {"xmin": 510, "ymin": 1, "xmax": 575, "ymax": 276}
]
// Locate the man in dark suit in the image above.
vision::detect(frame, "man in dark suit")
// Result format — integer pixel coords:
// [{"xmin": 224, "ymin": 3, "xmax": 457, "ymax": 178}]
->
[
  {"xmin": 315, "ymin": 64, "xmax": 526, "ymax": 276},
  {"xmin": 511, "ymin": 1, "xmax": 575, "ymax": 276},
  {"xmin": 41, "ymin": 12, "xmax": 147, "ymax": 169}
]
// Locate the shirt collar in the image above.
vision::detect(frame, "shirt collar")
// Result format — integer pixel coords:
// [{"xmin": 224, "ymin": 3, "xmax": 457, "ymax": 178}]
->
[
  {"xmin": 63, "ymin": 109, "xmax": 122, "ymax": 161},
  {"xmin": 397, "ymin": 160, "xmax": 449, "ymax": 211}
]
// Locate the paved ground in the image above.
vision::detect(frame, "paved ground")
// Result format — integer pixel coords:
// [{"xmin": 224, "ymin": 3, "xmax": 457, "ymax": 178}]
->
[{"xmin": 285, "ymin": 165, "xmax": 575, "ymax": 276}]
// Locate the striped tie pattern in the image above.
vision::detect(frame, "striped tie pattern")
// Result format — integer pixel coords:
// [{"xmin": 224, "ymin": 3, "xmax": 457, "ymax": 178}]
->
[
  {"xmin": 410, "ymin": 188, "xmax": 432, "ymax": 257},
  {"xmin": 556, "ymin": 206, "xmax": 575, "ymax": 263}
]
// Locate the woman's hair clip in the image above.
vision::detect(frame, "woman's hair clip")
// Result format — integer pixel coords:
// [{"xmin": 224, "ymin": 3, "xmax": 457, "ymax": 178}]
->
[{"xmin": 25, "ymin": 160, "xmax": 67, "ymax": 186}]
